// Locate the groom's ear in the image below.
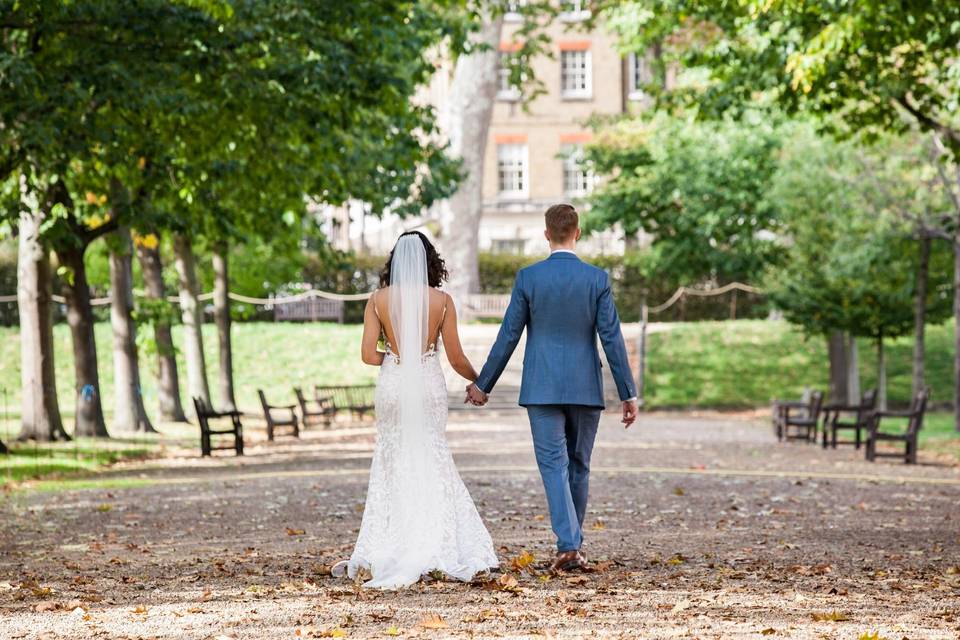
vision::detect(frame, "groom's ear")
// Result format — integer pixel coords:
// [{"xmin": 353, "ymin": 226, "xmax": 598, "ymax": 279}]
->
[
  {"xmin": 544, "ymin": 228, "xmax": 551, "ymax": 243},
  {"xmin": 575, "ymin": 227, "xmax": 582, "ymax": 241}
]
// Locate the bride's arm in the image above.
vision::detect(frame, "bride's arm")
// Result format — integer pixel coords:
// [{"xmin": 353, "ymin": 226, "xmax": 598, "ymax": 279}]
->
[
  {"xmin": 440, "ymin": 294, "xmax": 478, "ymax": 381},
  {"xmin": 360, "ymin": 295, "xmax": 384, "ymax": 366}
]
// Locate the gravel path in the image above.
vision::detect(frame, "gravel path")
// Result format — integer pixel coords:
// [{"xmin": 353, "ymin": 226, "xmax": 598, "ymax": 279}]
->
[{"xmin": 2, "ymin": 409, "xmax": 959, "ymax": 639}]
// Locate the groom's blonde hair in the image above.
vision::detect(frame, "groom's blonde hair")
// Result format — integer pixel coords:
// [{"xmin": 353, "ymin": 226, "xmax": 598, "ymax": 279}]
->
[{"xmin": 545, "ymin": 203, "xmax": 579, "ymax": 242}]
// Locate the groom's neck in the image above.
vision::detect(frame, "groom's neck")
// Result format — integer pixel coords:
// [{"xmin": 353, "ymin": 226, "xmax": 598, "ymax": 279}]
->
[{"xmin": 549, "ymin": 241, "xmax": 577, "ymax": 253}]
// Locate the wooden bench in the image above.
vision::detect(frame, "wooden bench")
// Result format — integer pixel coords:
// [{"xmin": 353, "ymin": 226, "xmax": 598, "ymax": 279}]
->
[
  {"xmin": 294, "ymin": 387, "xmax": 334, "ymax": 428},
  {"xmin": 273, "ymin": 297, "xmax": 344, "ymax": 323},
  {"xmin": 821, "ymin": 388, "xmax": 877, "ymax": 449},
  {"xmin": 258, "ymin": 390, "xmax": 300, "ymax": 441},
  {"xmin": 866, "ymin": 388, "xmax": 928, "ymax": 464},
  {"xmin": 775, "ymin": 390, "xmax": 824, "ymax": 443},
  {"xmin": 314, "ymin": 384, "xmax": 376, "ymax": 420},
  {"xmin": 465, "ymin": 294, "xmax": 511, "ymax": 319},
  {"xmin": 193, "ymin": 397, "xmax": 244, "ymax": 457}
]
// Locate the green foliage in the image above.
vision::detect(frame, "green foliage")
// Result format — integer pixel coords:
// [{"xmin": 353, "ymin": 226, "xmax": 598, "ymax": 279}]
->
[
  {"xmin": 599, "ymin": 0, "xmax": 960, "ymax": 158},
  {"xmin": 765, "ymin": 124, "xmax": 953, "ymax": 340},
  {"xmin": 585, "ymin": 112, "xmax": 784, "ymax": 286}
]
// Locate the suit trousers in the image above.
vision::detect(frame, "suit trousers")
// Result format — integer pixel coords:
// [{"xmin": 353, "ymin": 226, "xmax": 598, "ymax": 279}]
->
[{"xmin": 526, "ymin": 404, "xmax": 603, "ymax": 552}]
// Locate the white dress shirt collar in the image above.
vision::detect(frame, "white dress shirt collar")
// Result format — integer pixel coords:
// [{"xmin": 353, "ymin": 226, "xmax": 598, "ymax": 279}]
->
[{"xmin": 550, "ymin": 248, "xmax": 576, "ymax": 255}]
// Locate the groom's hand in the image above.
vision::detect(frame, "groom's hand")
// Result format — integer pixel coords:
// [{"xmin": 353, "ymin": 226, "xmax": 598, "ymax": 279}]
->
[
  {"xmin": 621, "ymin": 399, "xmax": 638, "ymax": 429},
  {"xmin": 465, "ymin": 383, "xmax": 488, "ymax": 406}
]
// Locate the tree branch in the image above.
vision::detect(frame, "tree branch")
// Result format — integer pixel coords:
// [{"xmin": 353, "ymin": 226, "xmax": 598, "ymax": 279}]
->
[{"xmin": 896, "ymin": 95, "xmax": 960, "ymax": 149}]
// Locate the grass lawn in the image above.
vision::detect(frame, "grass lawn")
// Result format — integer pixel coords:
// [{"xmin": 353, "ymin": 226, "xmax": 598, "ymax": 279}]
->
[
  {"xmin": 644, "ymin": 319, "xmax": 955, "ymax": 410},
  {"xmin": 0, "ymin": 436, "xmax": 156, "ymax": 485},
  {"xmin": 0, "ymin": 318, "xmax": 956, "ymax": 481}
]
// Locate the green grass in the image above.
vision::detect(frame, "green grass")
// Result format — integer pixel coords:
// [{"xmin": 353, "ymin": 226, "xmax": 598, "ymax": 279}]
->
[
  {"xmin": 0, "ymin": 436, "xmax": 156, "ymax": 485},
  {"xmin": 0, "ymin": 321, "xmax": 372, "ymax": 424},
  {"xmin": 644, "ymin": 319, "xmax": 955, "ymax": 409},
  {"xmin": 0, "ymin": 318, "xmax": 957, "ymax": 483}
]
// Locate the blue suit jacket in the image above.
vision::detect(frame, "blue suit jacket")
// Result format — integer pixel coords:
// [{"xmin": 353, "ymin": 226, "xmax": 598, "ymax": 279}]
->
[{"xmin": 475, "ymin": 252, "xmax": 636, "ymax": 408}]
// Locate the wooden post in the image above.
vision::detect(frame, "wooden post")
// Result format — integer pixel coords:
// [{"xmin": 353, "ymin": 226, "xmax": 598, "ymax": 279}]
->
[
  {"xmin": 637, "ymin": 301, "xmax": 648, "ymax": 409},
  {"xmin": 729, "ymin": 288, "xmax": 738, "ymax": 320}
]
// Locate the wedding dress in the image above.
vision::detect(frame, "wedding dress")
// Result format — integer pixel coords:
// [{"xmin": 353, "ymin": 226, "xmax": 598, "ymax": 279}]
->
[{"xmin": 345, "ymin": 235, "xmax": 497, "ymax": 589}]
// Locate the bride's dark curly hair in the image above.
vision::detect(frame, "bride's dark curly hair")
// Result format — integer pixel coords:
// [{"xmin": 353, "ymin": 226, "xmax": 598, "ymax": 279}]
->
[{"xmin": 379, "ymin": 230, "xmax": 449, "ymax": 288}]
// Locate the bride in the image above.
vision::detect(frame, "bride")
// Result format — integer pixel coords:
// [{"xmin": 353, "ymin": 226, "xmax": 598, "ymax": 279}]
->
[{"xmin": 341, "ymin": 231, "xmax": 498, "ymax": 589}]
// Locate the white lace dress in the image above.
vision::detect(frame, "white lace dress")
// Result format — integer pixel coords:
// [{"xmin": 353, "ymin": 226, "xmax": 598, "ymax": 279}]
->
[{"xmin": 346, "ymin": 342, "xmax": 498, "ymax": 589}]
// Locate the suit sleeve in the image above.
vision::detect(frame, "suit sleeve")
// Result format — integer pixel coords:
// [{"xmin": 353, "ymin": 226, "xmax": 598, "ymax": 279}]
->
[
  {"xmin": 596, "ymin": 271, "xmax": 636, "ymax": 401},
  {"xmin": 475, "ymin": 270, "xmax": 529, "ymax": 394}
]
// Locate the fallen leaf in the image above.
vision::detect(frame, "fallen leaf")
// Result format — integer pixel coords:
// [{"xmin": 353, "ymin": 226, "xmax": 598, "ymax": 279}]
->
[
  {"xmin": 510, "ymin": 551, "xmax": 536, "ymax": 571},
  {"xmin": 591, "ymin": 519, "xmax": 606, "ymax": 530},
  {"xmin": 673, "ymin": 487, "xmax": 685, "ymax": 496},
  {"xmin": 671, "ymin": 599, "xmax": 692, "ymax": 614},
  {"xmin": 286, "ymin": 528, "xmax": 306, "ymax": 536},
  {"xmin": 34, "ymin": 601, "xmax": 58, "ymax": 612},
  {"xmin": 96, "ymin": 504, "xmax": 113, "ymax": 513},
  {"xmin": 418, "ymin": 614, "xmax": 448, "ymax": 629},
  {"xmin": 384, "ymin": 627, "xmax": 401, "ymax": 637},
  {"xmin": 760, "ymin": 629, "xmax": 776, "ymax": 636},
  {"xmin": 811, "ymin": 610, "xmax": 849, "ymax": 622}
]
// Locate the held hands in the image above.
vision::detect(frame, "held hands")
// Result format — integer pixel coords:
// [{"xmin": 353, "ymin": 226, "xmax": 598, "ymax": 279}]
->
[
  {"xmin": 621, "ymin": 398, "xmax": 638, "ymax": 429},
  {"xmin": 465, "ymin": 382, "xmax": 488, "ymax": 407}
]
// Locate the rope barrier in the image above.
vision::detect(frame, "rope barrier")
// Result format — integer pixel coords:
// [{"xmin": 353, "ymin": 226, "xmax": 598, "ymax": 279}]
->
[
  {"xmin": 0, "ymin": 288, "xmax": 373, "ymax": 307},
  {"xmin": 647, "ymin": 282, "xmax": 762, "ymax": 315}
]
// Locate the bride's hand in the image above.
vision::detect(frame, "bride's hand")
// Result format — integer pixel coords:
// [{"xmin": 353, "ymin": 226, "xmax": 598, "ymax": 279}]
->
[{"xmin": 465, "ymin": 383, "xmax": 488, "ymax": 406}]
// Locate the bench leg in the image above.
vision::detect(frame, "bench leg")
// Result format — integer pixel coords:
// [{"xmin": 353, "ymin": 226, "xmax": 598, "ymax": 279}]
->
[{"xmin": 235, "ymin": 429, "xmax": 244, "ymax": 456}]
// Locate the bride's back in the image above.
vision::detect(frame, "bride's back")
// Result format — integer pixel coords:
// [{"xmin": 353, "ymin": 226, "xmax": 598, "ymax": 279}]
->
[{"xmin": 373, "ymin": 286, "xmax": 450, "ymax": 356}]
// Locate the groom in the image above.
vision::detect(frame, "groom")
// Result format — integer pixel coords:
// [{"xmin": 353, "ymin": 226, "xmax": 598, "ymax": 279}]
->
[{"xmin": 467, "ymin": 203, "xmax": 638, "ymax": 572}]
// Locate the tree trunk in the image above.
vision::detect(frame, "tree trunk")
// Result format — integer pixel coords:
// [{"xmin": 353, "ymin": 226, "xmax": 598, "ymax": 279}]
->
[
  {"xmin": 173, "ymin": 233, "xmax": 210, "ymax": 411},
  {"xmin": 439, "ymin": 14, "xmax": 504, "ymax": 309},
  {"xmin": 877, "ymin": 334, "xmax": 887, "ymax": 411},
  {"xmin": 16, "ymin": 189, "xmax": 67, "ymax": 441},
  {"xmin": 826, "ymin": 331, "xmax": 849, "ymax": 405},
  {"xmin": 212, "ymin": 243, "xmax": 236, "ymax": 412},
  {"xmin": 912, "ymin": 235, "xmax": 930, "ymax": 398},
  {"xmin": 135, "ymin": 237, "xmax": 187, "ymax": 422},
  {"xmin": 0, "ymin": 439, "xmax": 6, "ymax": 454},
  {"xmin": 109, "ymin": 227, "xmax": 156, "ymax": 432},
  {"xmin": 955, "ymin": 240, "xmax": 960, "ymax": 432},
  {"xmin": 58, "ymin": 243, "xmax": 109, "ymax": 438},
  {"xmin": 846, "ymin": 333, "xmax": 860, "ymax": 404}
]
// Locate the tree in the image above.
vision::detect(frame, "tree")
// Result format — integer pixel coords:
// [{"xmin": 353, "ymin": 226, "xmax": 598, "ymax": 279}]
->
[
  {"xmin": 585, "ymin": 112, "xmax": 784, "ymax": 287},
  {"xmin": 134, "ymin": 230, "xmax": 187, "ymax": 422},
  {"xmin": 15, "ymin": 173, "xmax": 67, "ymax": 441},
  {"xmin": 601, "ymin": 0, "xmax": 960, "ymax": 426},
  {"xmin": 767, "ymin": 127, "xmax": 952, "ymax": 407}
]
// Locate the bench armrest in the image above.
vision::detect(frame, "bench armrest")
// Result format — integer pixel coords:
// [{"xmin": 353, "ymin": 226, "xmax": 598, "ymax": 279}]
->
[{"xmin": 871, "ymin": 410, "xmax": 917, "ymax": 419}]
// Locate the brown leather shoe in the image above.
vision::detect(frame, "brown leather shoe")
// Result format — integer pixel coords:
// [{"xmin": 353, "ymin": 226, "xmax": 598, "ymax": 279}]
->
[
  {"xmin": 575, "ymin": 550, "xmax": 594, "ymax": 572},
  {"xmin": 550, "ymin": 550, "xmax": 581, "ymax": 573}
]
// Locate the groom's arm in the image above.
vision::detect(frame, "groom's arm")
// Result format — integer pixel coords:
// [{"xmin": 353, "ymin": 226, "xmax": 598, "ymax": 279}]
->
[
  {"xmin": 596, "ymin": 272, "xmax": 637, "ymax": 402},
  {"xmin": 475, "ymin": 270, "xmax": 529, "ymax": 394}
]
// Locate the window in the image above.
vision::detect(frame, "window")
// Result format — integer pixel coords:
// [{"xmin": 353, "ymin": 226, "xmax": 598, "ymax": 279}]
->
[
  {"xmin": 505, "ymin": 0, "xmax": 526, "ymax": 21},
  {"xmin": 628, "ymin": 52, "xmax": 652, "ymax": 100},
  {"xmin": 497, "ymin": 52, "xmax": 520, "ymax": 101},
  {"xmin": 560, "ymin": 0, "xmax": 590, "ymax": 21},
  {"xmin": 562, "ymin": 145, "xmax": 593, "ymax": 197},
  {"xmin": 561, "ymin": 50, "xmax": 592, "ymax": 99},
  {"xmin": 492, "ymin": 239, "xmax": 526, "ymax": 255},
  {"xmin": 497, "ymin": 144, "xmax": 528, "ymax": 197}
]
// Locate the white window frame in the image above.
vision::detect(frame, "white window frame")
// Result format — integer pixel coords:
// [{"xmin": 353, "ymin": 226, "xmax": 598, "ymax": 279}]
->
[
  {"xmin": 562, "ymin": 145, "xmax": 593, "ymax": 198},
  {"xmin": 497, "ymin": 144, "xmax": 529, "ymax": 199},
  {"xmin": 497, "ymin": 52, "xmax": 520, "ymax": 101},
  {"xmin": 560, "ymin": 49, "xmax": 592, "ymax": 100},
  {"xmin": 560, "ymin": 0, "xmax": 591, "ymax": 21},
  {"xmin": 491, "ymin": 238, "xmax": 526, "ymax": 255},
  {"xmin": 627, "ymin": 52, "xmax": 651, "ymax": 101},
  {"xmin": 504, "ymin": 0, "xmax": 526, "ymax": 22}
]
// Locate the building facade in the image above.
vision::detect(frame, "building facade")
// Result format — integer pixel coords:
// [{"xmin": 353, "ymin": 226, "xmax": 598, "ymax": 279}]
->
[{"xmin": 321, "ymin": 5, "xmax": 649, "ymax": 257}]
